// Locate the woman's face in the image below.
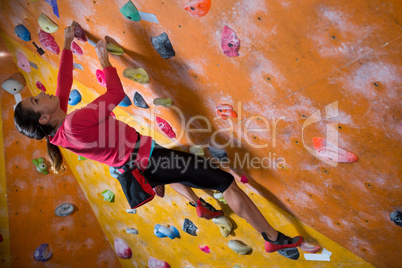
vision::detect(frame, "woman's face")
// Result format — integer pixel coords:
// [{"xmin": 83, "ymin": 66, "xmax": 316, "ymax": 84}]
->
[{"xmin": 21, "ymin": 92, "xmax": 60, "ymax": 116}]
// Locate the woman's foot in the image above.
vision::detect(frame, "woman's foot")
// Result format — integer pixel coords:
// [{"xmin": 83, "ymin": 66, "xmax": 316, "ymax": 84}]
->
[
  {"xmin": 95, "ymin": 40, "xmax": 111, "ymax": 69},
  {"xmin": 190, "ymin": 198, "xmax": 224, "ymax": 219},
  {"xmin": 264, "ymin": 231, "xmax": 304, "ymax": 253}
]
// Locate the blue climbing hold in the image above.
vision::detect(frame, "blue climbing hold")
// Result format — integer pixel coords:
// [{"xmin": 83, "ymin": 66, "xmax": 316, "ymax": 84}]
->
[
  {"xmin": 15, "ymin": 25, "xmax": 31, "ymax": 41},
  {"xmin": 119, "ymin": 95, "xmax": 132, "ymax": 107},
  {"xmin": 68, "ymin": 89, "xmax": 81, "ymax": 105},
  {"xmin": 154, "ymin": 224, "xmax": 180, "ymax": 239}
]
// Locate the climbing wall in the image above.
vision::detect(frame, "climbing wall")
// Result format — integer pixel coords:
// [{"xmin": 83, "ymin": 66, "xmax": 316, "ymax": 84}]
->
[{"xmin": 0, "ymin": 0, "xmax": 401, "ymax": 267}]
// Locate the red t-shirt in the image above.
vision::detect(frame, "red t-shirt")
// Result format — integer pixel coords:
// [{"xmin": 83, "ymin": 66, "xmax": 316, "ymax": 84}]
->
[{"xmin": 49, "ymin": 49, "xmax": 139, "ymax": 167}]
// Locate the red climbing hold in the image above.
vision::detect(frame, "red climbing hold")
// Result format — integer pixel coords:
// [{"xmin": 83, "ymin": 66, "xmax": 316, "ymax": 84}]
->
[
  {"xmin": 313, "ymin": 137, "xmax": 358, "ymax": 163},
  {"xmin": 71, "ymin": 41, "xmax": 83, "ymax": 55},
  {"xmin": 216, "ymin": 104, "xmax": 237, "ymax": 119},
  {"xmin": 36, "ymin": 81, "xmax": 46, "ymax": 91},
  {"xmin": 0, "ymin": 234, "xmax": 3, "ymax": 242},
  {"xmin": 199, "ymin": 245, "xmax": 211, "ymax": 253},
  {"xmin": 183, "ymin": 0, "xmax": 211, "ymax": 17},
  {"xmin": 96, "ymin": 69, "xmax": 106, "ymax": 87},
  {"xmin": 73, "ymin": 21, "xmax": 87, "ymax": 42},
  {"xmin": 38, "ymin": 30, "xmax": 60, "ymax": 54},
  {"xmin": 240, "ymin": 175, "xmax": 248, "ymax": 184},
  {"xmin": 156, "ymin": 116, "xmax": 176, "ymax": 139},
  {"xmin": 221, "ymin": 26, "xmax": 240, "ymax": 57},
  {"xmin": 114, "ymin": 238, "xmax": 132, "ymax": 259}
]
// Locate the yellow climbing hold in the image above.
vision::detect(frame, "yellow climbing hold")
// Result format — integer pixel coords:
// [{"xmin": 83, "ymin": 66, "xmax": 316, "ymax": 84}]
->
[
  {"xmin": 38, "ymin": 13, "xmax": 58, "ymax": 33},
  {"xmin": 153, "ymin": 98, "xmax": 173, "ymax": 108},
  {"xmin": 123, "ymin": 68, "xmax": 149, "ymax": 84}
]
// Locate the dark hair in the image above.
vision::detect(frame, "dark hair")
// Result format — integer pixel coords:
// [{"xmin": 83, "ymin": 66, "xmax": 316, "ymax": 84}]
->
[{"xmin": 14, "ymin": 102, "xmax": 65, "ymax": 174}]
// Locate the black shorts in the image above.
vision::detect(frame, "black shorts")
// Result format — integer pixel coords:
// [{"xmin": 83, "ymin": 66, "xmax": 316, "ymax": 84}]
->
[{"xmin": 143, "ymin": 144, "xmax": 234, "ymax": 193}]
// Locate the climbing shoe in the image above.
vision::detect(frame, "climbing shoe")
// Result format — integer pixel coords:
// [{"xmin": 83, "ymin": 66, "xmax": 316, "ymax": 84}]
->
[
  {"xmin": 153, "ymin": 185, "xmax": 165, "ymax": 198},
  {"xmin": 278, "ymin": 248, "xmax": 300, "ymax": 260},
  {"xmin": 190, "ymin": 198, "xmax": 223, "ymax": 220},
  {"xmin": 264, "ymin": 232, "xmax": 303, "ymax": 253}
]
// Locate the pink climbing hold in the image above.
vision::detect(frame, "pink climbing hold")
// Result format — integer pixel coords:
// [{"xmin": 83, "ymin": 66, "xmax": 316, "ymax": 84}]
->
[
  {"xmin": 312, "ymin": 137, "xmax": 358, "ymax": 163},
  {"xmin": 148, "ymin": 257, "xmax": 171, "ymax": 268},
  {"xmin": 71, "ymin": 41, "xmax": 83, "ymax": 55},
  {"xmin": 300, "ymin": 242, "xmax": 321, "ymax": 253},
  {"xmin": 240, "ymin": 175, "xmax": 248, "ymax": 184},
  {"xmin": 216, "ymin": 104, "xmax": 238, "ymax": 120},
  {"xmin": 156, "ymin": 116, "xmax": 176, "ymax": 139},
  {"xmin": 73, "ymin": 22, "xmax": 87, "ymax": 42},
  {"xmin": 221, "ymin": 26, "xmax": 240, "ymax": 57},
  {"xmin": 38, "ymin": 30, "xmax": 60, "ymax": 54},
  {"xmin": 114, "ymin": 238, "xmax": 132, "ymax": 259},
  {"xmin": 199, "ymin": 245, "xmax": 211, "ymax": 253},
  {"xmin": 36, "ymin": 81, "xmax": 46, "ymax": 91},
  {"xmin": 110, "ymin": 111, "xmax": 116, "ymax": 119},
  {"xmin": 17, "ymin": 52, "xmax": 31, "ymax": 73},
  {"xmin": 96, "ymin": 69, "xmax": 106, "ymax": 87}
]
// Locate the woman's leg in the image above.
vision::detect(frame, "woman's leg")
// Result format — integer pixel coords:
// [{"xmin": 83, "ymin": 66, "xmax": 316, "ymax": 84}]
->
[
  {"xmin": 222, "ymin": 180, "xmax": 277, "ymax": 239},
  {"xmin": 169, "ymin": 183, "xmax": 198, "ymax": 203}
]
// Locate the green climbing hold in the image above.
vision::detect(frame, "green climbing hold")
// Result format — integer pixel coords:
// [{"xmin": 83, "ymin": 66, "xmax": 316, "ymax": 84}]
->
[
  {"xmin": 102, "ymin": 189, "xmax": 115, "ymax": 203},
  {"xmin": 106, "ymin": 43, "xmax": 124, "ymax": 55},
  {"xmin": 120, "ymin": 1, "xmax": 141, "ymax": 22},
  {"xmin": 78, "ymin": 155, "xmax": 87, "ymax": 160},
  {"xmin": 153, "ymin": 98, "xmax": 173, "ymax": 108}
]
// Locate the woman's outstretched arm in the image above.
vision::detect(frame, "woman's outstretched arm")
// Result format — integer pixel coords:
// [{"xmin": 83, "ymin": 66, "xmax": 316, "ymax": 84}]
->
[{"xmin": 55, "ymin": 23, "xmax": 76, "ymax": 113}]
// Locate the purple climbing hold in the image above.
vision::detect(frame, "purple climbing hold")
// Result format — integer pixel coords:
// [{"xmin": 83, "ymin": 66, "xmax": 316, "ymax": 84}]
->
[
  {"xmin": 17, "ymin": 52, "xmax": 31, "ymax": 73},
  {"xmin": 33, "ymin": 243, "xmax": 52, "ymax": 262},
  {"xmin": 221, "ymin": 26, "xmax": 240, "ymax": 57}
]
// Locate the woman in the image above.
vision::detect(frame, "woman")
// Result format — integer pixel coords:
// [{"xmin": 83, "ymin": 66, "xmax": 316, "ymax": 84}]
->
[{"xmin": 14, "ymin": 24, "xmax": 307, "ymax": 259}]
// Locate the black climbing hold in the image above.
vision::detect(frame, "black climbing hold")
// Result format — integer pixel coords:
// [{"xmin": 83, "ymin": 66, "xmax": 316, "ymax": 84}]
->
[
  {"xmin": 151, "ymin": 32, "xmax": 175, "ymax": 59},
  {"xmin": 182, "ymin": 218, "xmax": 198, "ymax": 236},
  {"xmin": 208, "ymin": 146, "xmax": 229, "ymax": 162},
  {"xmin": 374, "ymin": 83, "xmax": 379, "ymax": 87},
  {"xmin": 228, "ymin": 43, "xmax": 233, "ymax": 47},
  {"xmin": 191, "ymin": 7, "xmax": 195, "ymax": 10},
  {"xmin": 332, "ymin": 36, "xmax": 336, "ymax": 39},
  {"xmin": 133, "ymin": 92, "xmax": 150, "ymax": 109},
  {"xmin": 278, "ymin": 248, "xmax": 300, "ymax": 260},
  {"xmin": 391, "ymin": 211, "xmax": 402, "ymax": 227}
]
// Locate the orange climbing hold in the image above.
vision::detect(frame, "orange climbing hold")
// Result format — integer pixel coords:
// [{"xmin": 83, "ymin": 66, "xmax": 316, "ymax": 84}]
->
[
  {"xmin": 312, "ymin": 137, "xmax": 358, "ymax": 163},
  {"xmin": 183, "ymin": 0, "xmax": 211, "ymax": 17},
  {"xmin": 216, "ymin": 104, "xmax": 237, "ymax": 120}
]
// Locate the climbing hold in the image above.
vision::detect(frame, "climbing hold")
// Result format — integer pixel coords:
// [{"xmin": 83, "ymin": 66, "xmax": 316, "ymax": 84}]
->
[
  {"xmin": 123, "ymin": 68, "xmax": 149, "ymax": 84},
  {"xmin": 126, "ymin": 228, "xmax": 139, "ymax": 234},
  {"xmin": 240, "ymin": 175, "xmax": 248, "ymax": 184},
  {"xmin": 36, "ymin": 81, "xmax": 46, "ymax": 92},
  {"xmin": 38, "ymin": 30, "xmax": 60, "ymax": 54},
  {"xmin": 2, "ymin": 72, "xmax": 26, "ymax": 95},
  {"xmin": 133, "ymin": 92, "xmax": 150, "ymax": 109},
  {"xmin": 38, "ymin": 13, "xmax": 58, "ymax": 33},
  {"xmin": 182, "ymin": 218, "xmax": 198, "ymax": 236},
  {"xmin": 78, "ymin": 155, "xmax": 87, "ymax": 160},
  {"xmin": 199, "ymin": 245, "xmax": 211, "ymax": 253},
  {"xmin": 312, "ymin": 137, "xmax": 359, "ymax": 163},
  {"xmin": 391, "ymin": 211, "xmax": 402, "ymax": 227},
  {"xmin": 73, "ymin": 63, "xmax": 84, "ymax": 70},
  {"xmin": 106, "ymin": 43, "xmax": 124, "ymax": 55},
  {"xmin": 120, "ymin": 0, "xmax": 141, "ymax": 21},
  {"xmin": 300, "ymin": 242, "xmax": 321, "ymax": 253},
  {"xmin": 0, "ymin": 234, "xmax": 2, "ymax": 242},
  {"xmin": 54, "ymin": 203, "xmax": 74, "ymax": 217},
  {"xmin": 151, "ymin": 32, "xmax": 175, "ymax": 59},
  {"xmin": 228, "ymin": 240, "xmax": 252, "ymax": 255},
  {"xmin": 156, "ymin": 117, "xmax": 176, "ymax": 139},
  {"xmin": 183, "ymin": 0, "xmax": 211, "ymax": 17},
  {"xmin": 96, "ymin": 69, "xmax": 106, "ymax": 87},
  {"xmin": 278, "ymin": 248, "xmax": 300, "ymax": 260},
  {"xmin": 153, "ymin": 98, "xmax": 173, "ymax": 108},
  {"xmin": 68, "ymin": 89, "xmax": 82, "ymax": 106},
  {"xmin": 17, "ymin": 52, "xmax": 31, "ymax": 73},
  {"xmin": 114, "ymin": 238, "xmax": 132, "ymax": 259},
  {"xmin": 148, "ymin": 257, "xmax": 171, "ymax": 268},
  {"xmin": 208, "ymin": 146, "xmax": 228, "ymax": 162},
  {"xmin": 109, "ymin": 166, "xmax": 121, "ymax": 179},
  {"xmin": 32, "ymin": 157, "xmax": 49, "ymax": 175},
  {"xmin": 221, "ymin": 26, "xmax": 240, "ymax": 57},
  {"xmin": 73, "ymin": 22, "xmax": 87, "ymax": 42},
  {"xmin": 110, "ymin": 111, "xmax": 116, "ymax": 119},
  {"xmin": 34, "ymin": 243, "xmax": 52, "ymax": 262},
  {"xmin": 189, "ymin": 145, "xmax": 205, "ymax": 157},
  {"xmin": 154, "ymin": 224, "xmax": 180, "ymax": 239},
  {"xmin": 101, "ymin": 189, "xmax": 115, "ymax": 203},
  {"xmin": 212, "ymin": 216, "xmax": 233, "ymax": 237},
  {"xmin": 233, "ymin": 265, "xmax": 241, "ymax": 268},
  {"xmin": 44, "ymin": 0, "xmax": 60, "ymax": 18},
  {"xmin": 213, "ymin": 191, "xmax": 227, "ymax": 204},
  {"xmin": 119, "ymin": 95, "xmax": 132, "ymax": 107},
  {"xmin": 216, "ymin": 104, "xmax": 237, "ymax": 119},
  {"xmin": 71, "ymin": 41, "xmax": 83, "ymax": 55},
  {"xmin": 15, "ymin": 24, "xmax": 31, "ymax": 41},
  {"xmin": 126, "ymin": 208, "xmax": 137, "ymax": 214}
]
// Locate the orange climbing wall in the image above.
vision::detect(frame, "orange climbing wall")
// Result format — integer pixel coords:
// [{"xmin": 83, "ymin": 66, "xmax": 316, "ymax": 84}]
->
[{"xmin": 0, "ymin": 0, "xmax": 401, "ymax": 267}]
